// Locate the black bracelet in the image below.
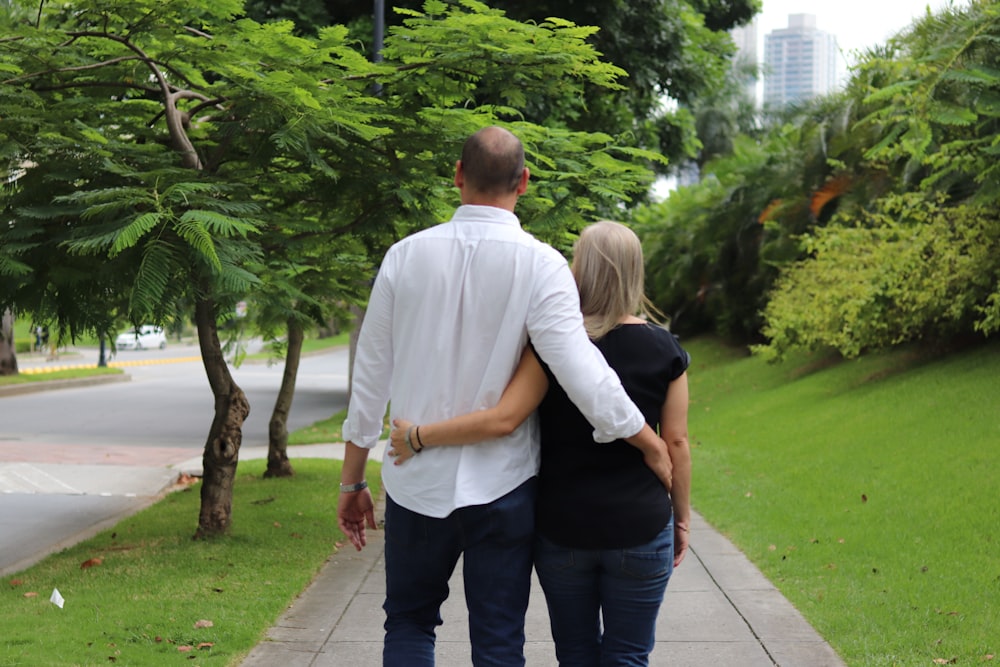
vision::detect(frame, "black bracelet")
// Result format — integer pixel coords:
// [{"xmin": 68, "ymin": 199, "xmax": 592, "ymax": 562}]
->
[{"xmin": 414, "ymin": 425, "xmax": 425, "ymax": 452}]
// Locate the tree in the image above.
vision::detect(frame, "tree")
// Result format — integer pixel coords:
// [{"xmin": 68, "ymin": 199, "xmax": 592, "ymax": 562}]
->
[
  {"xmin": 246, "ymin": 0, "xmax": 332, "ymax": 33},
  {"xmin": 0, "ymin": 0, "xmax": 382, "ymax": 536},
  {"xmin": 243, "ymin": 0, "xmax": 755, "ymax": 471},
  {"xmin": 261, "ymin": 0, "xmax": 757, "ymax": 180},
  {"xmin": 0, "ymin": 309, "xmax": 16, "ymax": 375},
  {"xmin": 1, "ymin": 0, "xmax": 664, "ymax": 533},
  {"xmin": 244, "ymin": 0, "xmax": 671, "ymax": 477}
]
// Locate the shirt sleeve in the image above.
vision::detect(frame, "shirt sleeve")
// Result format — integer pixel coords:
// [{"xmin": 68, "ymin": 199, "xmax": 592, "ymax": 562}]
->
[
  {"xmin": 341, "ymin": 253, "xmax": 396, "ymax": 449},
  {"xmin": 671, "ymin": 335, "xmax": 691, "ymax": 380},
  {"xmin": 526, "ymin": 258, "xmax": 645, "ymax": 443}
]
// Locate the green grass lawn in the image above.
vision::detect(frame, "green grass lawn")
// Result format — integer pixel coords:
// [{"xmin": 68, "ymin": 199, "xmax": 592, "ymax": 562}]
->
[
  {"xmin": 0, "ymin": 366, "xmax": 124, "ymax": 384},
  {"xmin": 246, "ymin": 332, "xmax": 351, "ymax": 362},
  {"xmin": 684, "ymin": 337, "xmax": 999, "ymax": 666},
  {"xmin": 1, "ymin": 459, "xmax": 381, "ymax": 667}
]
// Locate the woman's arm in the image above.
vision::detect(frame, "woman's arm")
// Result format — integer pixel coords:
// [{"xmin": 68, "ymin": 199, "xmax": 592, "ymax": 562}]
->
[
  {"xmin": 388, "ymin": 346, "xmax": 549, "ymax": 464},
  {"xmin": 662, "ymin": 372, "xmax": 692, "ymax": 567},
  {"xmin": 389, "ymin": 346, "xmax": 676, "ymax": 494}
]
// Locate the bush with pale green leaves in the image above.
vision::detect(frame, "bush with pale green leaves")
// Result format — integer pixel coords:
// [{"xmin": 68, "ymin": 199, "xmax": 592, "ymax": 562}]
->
[{"xmin": 756, "ymin": 192, "xmax": 1000, "ymax": 359}]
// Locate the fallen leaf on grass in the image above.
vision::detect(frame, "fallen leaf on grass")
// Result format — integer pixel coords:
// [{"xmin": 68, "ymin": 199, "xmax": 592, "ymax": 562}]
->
[
  {"xmin": 194, "ymin": 619, "xmax": 214, "ymax": 629},
  {"xmin": 861, "ymin": 494, "xmax": 868, "ymax": 503},
  {"xmin": 175, "ymin": 473, "xmax": 198, "ymax": 486},
  {"xmin": 197, "ymin": 642, "xmax": 214, "ymax": 649},
  {"xmin": 177, "ymin": 645, "xmax": 193, "ymax": 653},
  {"xmin": 982, "ymin": 654, "xmax": 995, "ymax": 661},
  {"xmin": 933, "ymin": 658, "xmax": 957, "ymax": 665},
  {"xmin": 80, "ymin": 557, "xmax": 103, "ymax": 569},
  {"xmin": 273, "ymin": 521, "xmax": 282, "ymax": 528},
  {"xmin": 8, "ymin": 579, "xmax": 23, "ymax": 587},
  {"xmin": 23, "ymin": 591, "xmax": 38, "ymax": 598}
]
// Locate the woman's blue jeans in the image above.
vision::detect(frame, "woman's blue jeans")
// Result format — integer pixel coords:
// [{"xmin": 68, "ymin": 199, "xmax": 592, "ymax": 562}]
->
[
  {"xmin": 534, "ymin": 521, "xmax": 675, "ymax": 667},
  {"xmin": 382, "ymin": 478, "xmax": 537, "ymax": 667}
]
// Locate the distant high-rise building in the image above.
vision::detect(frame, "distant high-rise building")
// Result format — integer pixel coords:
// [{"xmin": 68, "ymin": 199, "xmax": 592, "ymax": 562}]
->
[
  {"xmin": 730, "ymin": 20, "xmax": 759, "ymax": 105},
  {"xmin": 763, "ymin": 14, "xmax": 838, "ymax": 108}
]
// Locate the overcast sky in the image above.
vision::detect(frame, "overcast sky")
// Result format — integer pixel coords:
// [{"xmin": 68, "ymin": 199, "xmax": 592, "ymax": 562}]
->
[{"xmin": 756, "ymin": 0, "xmax": 961, "ymax": 73}]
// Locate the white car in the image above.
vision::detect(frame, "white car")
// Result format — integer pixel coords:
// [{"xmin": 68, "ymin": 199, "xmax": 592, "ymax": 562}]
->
[{"xmin": 116, "ymin": 325, "xmax": 167, "ymax": 350}]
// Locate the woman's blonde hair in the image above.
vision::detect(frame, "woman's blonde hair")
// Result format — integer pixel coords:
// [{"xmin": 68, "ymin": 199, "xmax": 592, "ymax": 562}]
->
[{"xmin": 572, "ymin": 220, "xmax": 663, "ymax": 340}]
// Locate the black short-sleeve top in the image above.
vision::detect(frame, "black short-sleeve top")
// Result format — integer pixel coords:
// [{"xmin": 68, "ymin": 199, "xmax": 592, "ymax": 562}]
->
[{"xmin": 536, "ymin": 323, "xmax": 690, "ymax": 549}]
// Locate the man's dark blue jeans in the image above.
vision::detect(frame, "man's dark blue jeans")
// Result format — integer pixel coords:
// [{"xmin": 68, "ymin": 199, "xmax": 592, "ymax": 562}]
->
[{"xmin": 382, "ymin": 477, "xmax": 537, "ymax": 667}]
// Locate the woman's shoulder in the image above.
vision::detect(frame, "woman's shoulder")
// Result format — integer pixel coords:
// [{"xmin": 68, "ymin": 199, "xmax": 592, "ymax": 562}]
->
[
  {"xmin": 614, "ymin": 321, "xmax": 676, "ymax": 344},
  {"xmin": 608, "ymin": 323, "xmax": 690, "ymax": 375}
]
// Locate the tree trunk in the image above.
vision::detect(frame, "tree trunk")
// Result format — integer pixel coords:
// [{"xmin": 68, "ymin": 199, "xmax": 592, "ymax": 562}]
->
[
  {"xmin": 193, "ymin": 295, "xmax": 249, "ymax": 539},
  {"xmin": 0, "ymin": 309, "xmax": 18, "ymax": 376},
  {"xmin": 264, "ymin": 318, "xmax": 303, "ymax": 479}
]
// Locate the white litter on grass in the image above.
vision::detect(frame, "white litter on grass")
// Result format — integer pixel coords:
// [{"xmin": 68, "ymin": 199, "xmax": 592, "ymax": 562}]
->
[{"xmin": 50, "ymin": 588, "xmax": 64, "ymax": 608}]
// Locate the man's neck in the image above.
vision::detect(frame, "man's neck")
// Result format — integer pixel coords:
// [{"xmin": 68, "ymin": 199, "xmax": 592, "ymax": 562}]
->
[{"xmin": 461, "ymin": 194, "xmax": 518, "ymax": 212}]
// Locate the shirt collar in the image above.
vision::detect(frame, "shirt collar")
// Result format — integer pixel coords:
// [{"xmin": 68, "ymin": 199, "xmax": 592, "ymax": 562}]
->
[{"xmin": 452, "ymin": 204, "xmax": 521, "ymax": 228}]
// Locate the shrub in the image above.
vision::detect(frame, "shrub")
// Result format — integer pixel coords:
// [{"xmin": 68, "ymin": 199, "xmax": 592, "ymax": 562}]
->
[{"xmin": 756, "ymin": 192, "xmax": 1000, "ymax": 359}]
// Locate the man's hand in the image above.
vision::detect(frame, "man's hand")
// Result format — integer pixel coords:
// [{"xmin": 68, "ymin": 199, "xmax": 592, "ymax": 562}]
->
[{"xmin": 337, "ymin": 488, "xmax": 376, "ymax": 551}]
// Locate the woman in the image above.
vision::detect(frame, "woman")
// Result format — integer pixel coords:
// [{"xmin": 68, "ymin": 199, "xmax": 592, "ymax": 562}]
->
[{"xmin": 389, "ymin": 220, "xmax": 691, "ymax": 667}]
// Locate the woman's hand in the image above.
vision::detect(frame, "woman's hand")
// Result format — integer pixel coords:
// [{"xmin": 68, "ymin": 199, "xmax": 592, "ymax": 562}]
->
[
  {"xmin": 642, "ymin": 438, "xmax": 674, "ymax": 492},
  {"xmin": 673, "ymin": 521, "xmax": 690, "ymax": 567},
  {"xmin": 388, "ymin": 418, "xmax": 416, "ymax": 465}
]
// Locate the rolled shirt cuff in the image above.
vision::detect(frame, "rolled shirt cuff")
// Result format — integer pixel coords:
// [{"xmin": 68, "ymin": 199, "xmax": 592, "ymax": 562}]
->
[
  {"xmin": 591, "ymin": 408, "xmax": 646, "ymax": 444},
  {"xmin": 341, "ymin": 418, "xmax": 381, "ymax": 450}
]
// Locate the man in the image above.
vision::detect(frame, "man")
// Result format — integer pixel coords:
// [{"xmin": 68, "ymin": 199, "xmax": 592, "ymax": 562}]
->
[{"xmin": 338, "ymin": 126, "xmax": 670, "ymax": 667}]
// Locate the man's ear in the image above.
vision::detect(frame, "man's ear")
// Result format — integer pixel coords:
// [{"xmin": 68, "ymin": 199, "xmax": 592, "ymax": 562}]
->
[
  {"xmin": 516, "ymin": 167, "xmax": 529, "ymax": 195},
  {"xmin": 454, "ymin": 160, "xmax": 464, "ymax": 189}
]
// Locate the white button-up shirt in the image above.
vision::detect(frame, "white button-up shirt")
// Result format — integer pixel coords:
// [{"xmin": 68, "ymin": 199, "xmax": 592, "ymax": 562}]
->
[{"xmin": 342, "ymin": 205, "xmax": 645, "ymax": 517}]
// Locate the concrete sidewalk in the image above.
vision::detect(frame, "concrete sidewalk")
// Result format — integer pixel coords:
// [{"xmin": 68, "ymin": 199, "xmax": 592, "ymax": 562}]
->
[{"xmin": 240, "ymin": 480, "xmax": 846, "ymax": 666}]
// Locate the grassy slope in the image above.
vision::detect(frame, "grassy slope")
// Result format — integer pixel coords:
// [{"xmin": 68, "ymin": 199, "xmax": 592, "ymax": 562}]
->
[{"xmin": 684, "ymin": 338, "xmax": 999, "ymax": 666}]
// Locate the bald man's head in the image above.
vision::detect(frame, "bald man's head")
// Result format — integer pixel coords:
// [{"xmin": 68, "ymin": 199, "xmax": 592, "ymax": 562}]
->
[{"xmin": 459, "ymin": 126, "xmax": 526, "ymax": 197}]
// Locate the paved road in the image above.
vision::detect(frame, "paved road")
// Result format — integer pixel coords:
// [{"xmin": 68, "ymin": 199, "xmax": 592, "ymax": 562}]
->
[
  {"xmin": 1, "ymin": 344, "xmax": 351, "ymax": 575},
  {"xmin": 3, "ymin": 343, "xmax": 350, "ymax": 449}
]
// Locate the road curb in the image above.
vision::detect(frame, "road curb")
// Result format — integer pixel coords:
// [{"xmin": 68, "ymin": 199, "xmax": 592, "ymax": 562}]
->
[{"xmin": 0, "ymin": 374, "xmax": 131, "ymax": 398}]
